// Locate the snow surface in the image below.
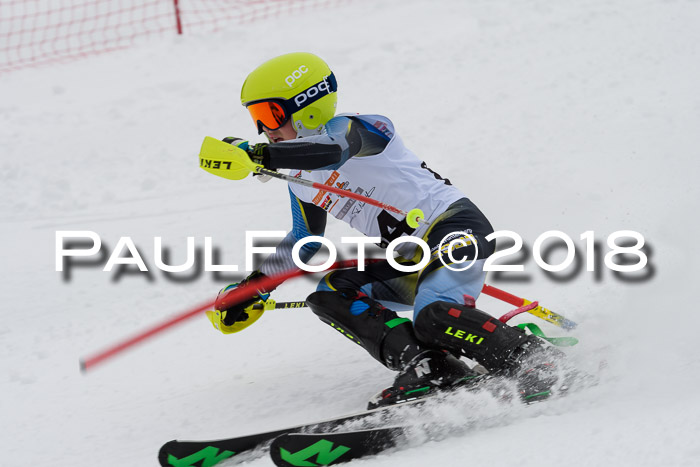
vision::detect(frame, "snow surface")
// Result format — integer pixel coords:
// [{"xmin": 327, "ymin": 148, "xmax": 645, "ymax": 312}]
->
[{"xmin": 2, "ymin": 0, "xmax": 700, "ymax": 466}]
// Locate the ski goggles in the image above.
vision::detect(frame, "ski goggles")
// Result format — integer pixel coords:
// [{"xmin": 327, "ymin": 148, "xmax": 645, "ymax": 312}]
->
[{"xmin": 245, "ymin": 73, "xmax": 337, "ymax": 134}]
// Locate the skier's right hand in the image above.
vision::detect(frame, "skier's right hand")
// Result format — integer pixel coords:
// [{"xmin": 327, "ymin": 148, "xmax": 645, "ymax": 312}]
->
[
  {"xmin": 222, "ymin": 136, "xmax": 273, "ymax": 182},
  {"xmin": 222, "ymin": 137, "xmax": 269, "ymax": 168}
]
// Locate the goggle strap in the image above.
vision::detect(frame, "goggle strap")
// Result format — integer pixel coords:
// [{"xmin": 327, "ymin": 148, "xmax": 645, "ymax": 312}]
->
[
  {"xmin": 287, "ymin": 72, "xmax": 337, "ymax": 113},
  {"xmin": 246, "ymin": 72, "xmax": 337, "ymax": 133}
]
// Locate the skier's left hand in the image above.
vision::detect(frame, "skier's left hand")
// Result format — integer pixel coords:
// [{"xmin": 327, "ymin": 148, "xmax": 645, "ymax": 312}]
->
[{"xmin": 206, "ymin": 271, "xmax": 271, "ymax": 334}]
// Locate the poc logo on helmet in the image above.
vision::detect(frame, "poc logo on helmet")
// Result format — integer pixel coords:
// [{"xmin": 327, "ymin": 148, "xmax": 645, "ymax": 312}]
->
[
  {"xmin": 294, "ymin": 80, "xmax": 331, "ymax": 107},
  {"xmin": 285, "ymin": 65, "xmax": 309, "ymax": 87}
]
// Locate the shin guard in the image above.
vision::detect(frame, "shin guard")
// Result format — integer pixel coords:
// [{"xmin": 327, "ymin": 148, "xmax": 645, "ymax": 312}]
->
[
  {"xmin": 306, "ymin": 290, "xmax": 424, "ymax": 370},
  {"xmin": 414, "ymin": 301, "xmax": 530, "ymax": 371}
]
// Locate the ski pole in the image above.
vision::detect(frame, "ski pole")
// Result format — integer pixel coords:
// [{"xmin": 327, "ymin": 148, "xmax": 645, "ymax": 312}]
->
[
  {"xmin": 198, "ymin": 136, "xmax": 426, "ymax": 228},
  {"xmin": 255, "ymin": 166, "xmax": 425, "ymax": 227},
  {"xmin": 254, "ymin": 285, "xmax": 577, "ymax": 330},
  {"xmin": 251, "ymin": 300, "xmax": 308, "ymax": 310},
  {"xmin": 481, "ymin": 284, "xmax": 577, "ymax": 330}
]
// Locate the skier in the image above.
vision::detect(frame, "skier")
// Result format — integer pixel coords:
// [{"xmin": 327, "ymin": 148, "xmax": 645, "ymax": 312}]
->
[{"xmin": 206, "ymin": 52, "xmax": 563, "ymax": 407}]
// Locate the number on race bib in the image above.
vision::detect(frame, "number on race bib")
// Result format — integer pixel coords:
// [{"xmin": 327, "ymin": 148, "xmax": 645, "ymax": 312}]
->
[{"xmin": 376, "ymin": 210, "xmax": 416, "ymax": 248}]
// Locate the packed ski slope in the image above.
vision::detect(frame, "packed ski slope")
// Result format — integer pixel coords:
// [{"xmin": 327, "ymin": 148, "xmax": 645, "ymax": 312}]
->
[{"xmin": 2, "ymin": 0, "xmax": 700, "ymax": 465}]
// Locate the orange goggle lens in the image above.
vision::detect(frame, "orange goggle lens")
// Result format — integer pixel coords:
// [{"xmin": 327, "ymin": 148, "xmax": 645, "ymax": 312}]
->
[{"xmin": 246, "ymin": 100, "xmax": 289, "ymax": 133}]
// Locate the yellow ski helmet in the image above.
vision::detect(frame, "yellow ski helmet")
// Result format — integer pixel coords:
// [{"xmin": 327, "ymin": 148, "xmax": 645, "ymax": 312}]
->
[{"xmin": 240, "ymin": 52, "xmax": 338, "ymax": 137}]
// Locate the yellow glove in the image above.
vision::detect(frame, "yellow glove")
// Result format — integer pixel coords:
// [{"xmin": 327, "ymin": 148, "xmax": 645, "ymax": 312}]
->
[{"xmin": 206, "ymin": 298, "xmax": 275, "ymax": 334}]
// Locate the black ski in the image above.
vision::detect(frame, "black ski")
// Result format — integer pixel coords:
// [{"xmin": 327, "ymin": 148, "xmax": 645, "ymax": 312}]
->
[
  {"xmin": 157, "ymin": 399, "xmax": 425, "ymax": 467},
  {"xmin": 270, "ymin": 427, "xmax": 406, "ymax": 466},
  {"xmin": 159, "ymin": 362, "xmax": 599, "ymax": 466}
]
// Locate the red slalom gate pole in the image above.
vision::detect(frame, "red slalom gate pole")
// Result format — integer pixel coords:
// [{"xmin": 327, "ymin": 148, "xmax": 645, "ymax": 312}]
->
[
  {"xmin": 481, "ymin": 284, "xmax": 524, "ymax": 307},
  {"xmin": 80, "ymin": 259, "xmax": 374, "ymax": 373},
  {"xmin": 172, "ymin": 0, "xmax": 183, "ymax": 35},
  {"xmin": 481, "ymin": 284, "xmax": 577, "ymax": 330}
]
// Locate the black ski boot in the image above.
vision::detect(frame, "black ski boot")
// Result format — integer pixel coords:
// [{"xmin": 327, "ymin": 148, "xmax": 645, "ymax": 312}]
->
[
  {"xmin": 367, "ymin": 350, "xmax": 480, "ymax": 410},
  {"xmin": 412, "ymin": 299, "xmax": 578, "ymax": 404}
]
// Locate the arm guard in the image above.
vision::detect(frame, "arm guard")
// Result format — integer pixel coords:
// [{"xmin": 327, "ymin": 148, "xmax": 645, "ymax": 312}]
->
[{"xmin": 263, "ymin": 116, "xmax": 391, "ymax": 170}]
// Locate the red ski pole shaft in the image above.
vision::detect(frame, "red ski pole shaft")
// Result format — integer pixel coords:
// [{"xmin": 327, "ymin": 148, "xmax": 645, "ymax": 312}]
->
[{"xmin": 257, "ymin": 167, "xmax": 425, "ymax": 225}]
